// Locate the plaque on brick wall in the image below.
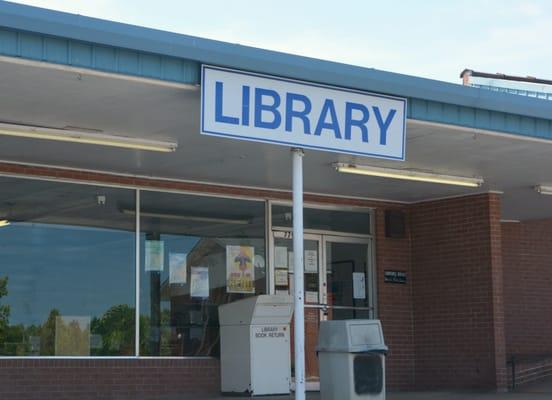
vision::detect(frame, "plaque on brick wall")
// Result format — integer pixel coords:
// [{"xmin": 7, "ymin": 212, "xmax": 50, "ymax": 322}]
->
[{"xmin": 384, "ymin": 270, "xmax": 407, "ymax": 284}]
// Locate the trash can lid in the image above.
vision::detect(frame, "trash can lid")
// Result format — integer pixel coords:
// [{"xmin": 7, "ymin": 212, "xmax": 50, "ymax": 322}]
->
[{"xmin": 317, "ymin": 319, "xmax": 388, "ymax": 353}]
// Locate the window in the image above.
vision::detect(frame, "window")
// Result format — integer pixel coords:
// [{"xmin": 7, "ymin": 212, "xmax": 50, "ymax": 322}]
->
[
  {"xmin": 138, "ymin": 191, "xmax": 266, "ymax": 356},
  {"xmin": 0, "ymin": 177, "xmax": 267, "ymax": 358},
  {"xmin": 271, "ymin": 204, "xmax": 372, "ymax": 235},
  {"xmin": 0, "ymin": 177, "xmax": 136, "ymax": 356}
]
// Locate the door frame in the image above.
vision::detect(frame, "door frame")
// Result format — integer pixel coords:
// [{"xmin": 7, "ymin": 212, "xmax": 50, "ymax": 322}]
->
[
  {"xmin": 322, "ymin": 234, "xmax": 376, "ymax": 319},
  {"xmin": 270, "ymin": 230, "xmax": 324, "ymax": 303},
  {"xmin": 269, "ymin": 228, "xmax": 377, "ymax": 318}
]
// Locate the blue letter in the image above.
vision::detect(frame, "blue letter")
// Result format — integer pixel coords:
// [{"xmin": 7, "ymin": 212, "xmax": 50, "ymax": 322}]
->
[
  {"xmin": 215, "ymin": 81, "xmax": 239, "ymax": 125},
  {"xmin": 285, "ymin": 92, "xmax": 312, "ymax": 134},
  {"xmin": 372, "ymin": 107, "xmax": 396, "ymax": 145},
  {"xmin": 254, "ymin": 88, "xmax": 281, "ymax": 129},
  {"xmin": 345, "ymin": 102, "xmax": 369, "ymax": 142},
  {"xmin": 242, "ymin": 85, "xmax": 250, "ymax": 126},
  {"xmin": 314, "ymin": 99, "xmax": 342, "ymax": 139}
]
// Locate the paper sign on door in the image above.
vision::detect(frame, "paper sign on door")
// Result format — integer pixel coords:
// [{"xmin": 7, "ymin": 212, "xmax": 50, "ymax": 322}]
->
[
  {"xmin": 353, "ymin": 272, "xmax": 366, "ymax": 299},
  {"xmin": 304, "ymin": 250, "xmax": 318, "ymax": 273},
  {"xmin": 275, "ymin": 246, "xmax": 288, "ymax": 269}
]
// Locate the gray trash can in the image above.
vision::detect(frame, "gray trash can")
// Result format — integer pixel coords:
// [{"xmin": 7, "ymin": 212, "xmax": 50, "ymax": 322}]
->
[{"xmin": 317, "ymin": 319, "xmax": 388, "ymax": 400}]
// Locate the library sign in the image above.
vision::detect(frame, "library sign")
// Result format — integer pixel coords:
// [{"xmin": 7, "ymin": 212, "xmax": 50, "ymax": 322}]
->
[{"xmin": 201, "ymin": 65, "xmax": 407, "ymax": 160}]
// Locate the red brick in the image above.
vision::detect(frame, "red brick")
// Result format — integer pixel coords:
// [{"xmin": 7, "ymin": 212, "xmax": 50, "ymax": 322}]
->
[{"xmin": 410, "ymin": 194, "xmax": 507, "ymax": 391}]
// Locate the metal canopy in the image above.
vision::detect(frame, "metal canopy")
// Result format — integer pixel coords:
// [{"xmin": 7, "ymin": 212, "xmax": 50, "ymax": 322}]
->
[
  {"xmin": 2, "ymin": 2, "xmax": 552, "ymax": 147},
  {"xmin": 1, "ymin": 1, "xmax": 551, "ymax": 122},
  {"xmin": 0, "ymin": 59, "xmax": 552, "ymax": 221}
]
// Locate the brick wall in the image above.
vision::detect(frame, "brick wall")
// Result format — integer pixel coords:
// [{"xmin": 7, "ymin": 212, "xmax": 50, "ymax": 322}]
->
[
  {"xmin": 0, "ymin": 359, "xmax": 219, "ymax": 400},
  {"xmin": 410, "ymin": 193, "xmax": 507, "ymax": 391},
  {"xmin": 502, "ymin": 219, "xmax": 552, "ymax": 357},
  {"xmin": 375, "ymin": 207, "xmax": 415, "ymax": 389}
]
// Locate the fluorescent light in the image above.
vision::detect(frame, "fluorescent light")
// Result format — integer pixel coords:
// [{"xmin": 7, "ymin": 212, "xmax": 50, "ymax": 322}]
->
[
  {"xmin": 334, "ymin": 163, "xmax": 483, "ymax": 188},
  {"xmin": 535, "ymin": 185, "xmax": 552, "ymax": 195},
  {"xmin": 0, "ymin": 122, "xmax": 177, "ymax": 152},
  {"xmin": 121, "ymin": 209, "xmax": 250, "ymax": 225},
  {"xmin": 0, "ymin": 220, "xmax": 10, "ymax": 228}
]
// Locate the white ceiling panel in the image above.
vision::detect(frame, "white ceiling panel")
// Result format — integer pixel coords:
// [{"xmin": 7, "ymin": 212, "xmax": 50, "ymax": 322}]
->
[{"xmin": 1, "ymin": 60, "xmax": 552, "ymax": 220}]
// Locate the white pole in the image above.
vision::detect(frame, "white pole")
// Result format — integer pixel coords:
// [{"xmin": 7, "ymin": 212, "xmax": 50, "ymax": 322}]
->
[
  {"xmin": 135, "ymin": 189, "xmax": 141, "ymax": 357},
  {"xmin": 292, "ymin": 148, "xmax": 305, "ymax": 400}
]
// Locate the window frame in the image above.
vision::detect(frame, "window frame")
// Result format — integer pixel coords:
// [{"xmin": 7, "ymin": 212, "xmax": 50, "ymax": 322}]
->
[
  {"xmin": 0, "ymin": 174, "xmax": 267, "ymax": 359},
  {"xmin": 0, "ymin": 174, "xmax": 376, "ymax": 359}
]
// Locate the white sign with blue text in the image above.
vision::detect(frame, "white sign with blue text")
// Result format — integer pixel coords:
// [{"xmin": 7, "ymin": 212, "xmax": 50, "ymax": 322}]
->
[{"xmin": 201, "ymin": 65, "xmax": 407, "ymax": 160}]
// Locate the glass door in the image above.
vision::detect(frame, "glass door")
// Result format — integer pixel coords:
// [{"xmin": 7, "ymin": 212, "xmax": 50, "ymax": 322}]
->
[
  {"xmin": 270, "ymin": 230, "xmax": 374, "ymax": 388},
  {"xmin": 324, "ymin": 236, "xmax": 374, "ymax": 321},
  {"xmin": 272, "ymin": 230, "xmax": 323, "ymax": 384}
]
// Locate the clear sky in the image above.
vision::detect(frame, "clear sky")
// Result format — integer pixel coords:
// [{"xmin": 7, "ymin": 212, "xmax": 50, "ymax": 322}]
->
[{"xmin": 10, "ymin": 0, "xmax": 552, "ymax": 84}]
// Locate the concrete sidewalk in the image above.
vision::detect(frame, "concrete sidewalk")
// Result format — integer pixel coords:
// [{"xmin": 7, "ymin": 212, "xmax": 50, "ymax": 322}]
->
[
  {"xmin": 166, "ymin": 389, "xmax": 552, "ymax": 400},
  {"xmin": 387, "ymin": 391, "xmax": 551, "ymax": 400},
  {"xmin": 167, "ymin": 379, "xmax": 552, "ymax": 400}
]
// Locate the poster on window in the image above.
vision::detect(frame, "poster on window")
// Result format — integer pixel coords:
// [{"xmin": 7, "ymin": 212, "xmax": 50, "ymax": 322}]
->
[
  {"xmin": 169, "ymin": 253, "xmax": 187, "ymax": 284},
  {"xmin": 190, "ymin": 266, "xmax": 209, "ymax": 298},
  {"xmin": 305, "ymin": 291, "xmax": 319, "ymax": 303},
  {"xmin": 275, "ymin": 269, "xmax": 289, "ymax": 286},
  {"xmin": 288, "ymin": 251, "xmax": 294, "ymax": 273},
  {"xmin": 226, "ymin": 245, "xmax": 255, "ymax": 293},
  {"xmin": 55, "ymin": 316, "xmax": 91, "ymax": 356},
  {"xmin": 304, "ymin": 250, "xmax": 318, "ymax": 273},
  {"xmin": 353, "ymin": 272, "xmax": 367, "ymax": 299},
  {"xmin": 275, "ymin": 246, "xmax": 288, "ymax": 269},
  {"xmin": 145, "ymin": 240, "xmax": 164, "ymax": 271}
]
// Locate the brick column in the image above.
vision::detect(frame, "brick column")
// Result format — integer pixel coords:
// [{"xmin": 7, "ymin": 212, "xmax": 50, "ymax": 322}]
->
[
  {"xmin": 489, "ymin": 194, "xmax": 507, "ymax": 391},
  {"xmin": 375, "ymin": 206, "xmax": 415, "ymax": 390},
  {"xmin": 503, "ymin": 219, "xmax": 552, "ymax": 356},
  {"xmin": 410, "ymin": 193, "xmax": 507, "ymax": 391}
]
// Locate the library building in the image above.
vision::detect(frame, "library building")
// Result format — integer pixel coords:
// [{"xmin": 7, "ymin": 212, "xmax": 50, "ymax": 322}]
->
[{"xmin": 1, "ymin": 2, "xmax": 552, "ymax": 399}]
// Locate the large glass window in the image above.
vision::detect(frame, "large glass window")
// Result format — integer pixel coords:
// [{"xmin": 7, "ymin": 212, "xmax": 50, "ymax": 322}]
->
[
  {"xmin": 139, "ymin": 191, "xmax": 266, "ymax": 357},
  {"xmin": 0, "ymin": 177, "xmax": 136, "ymax": 356}
]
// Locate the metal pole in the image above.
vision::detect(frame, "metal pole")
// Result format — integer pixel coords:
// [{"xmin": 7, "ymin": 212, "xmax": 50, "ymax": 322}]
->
[
  {"xmin": 135, "ymin": 189, "xmax": 141, "ymax": 357},
  {"xmin": 292, "ymin": 148, "xmax": 305, "ymax": 400}
]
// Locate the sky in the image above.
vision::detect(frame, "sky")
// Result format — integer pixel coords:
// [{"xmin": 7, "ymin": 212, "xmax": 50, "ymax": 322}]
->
[{"xmin": 9, "ymin": 0, "xmax": 552, "ymax": 84}]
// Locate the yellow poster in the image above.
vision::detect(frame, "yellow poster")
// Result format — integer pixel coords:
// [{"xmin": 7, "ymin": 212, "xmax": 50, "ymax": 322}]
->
[{"xmin": 226, "ymin": 245, "xmax": 255, "ymax": 294}]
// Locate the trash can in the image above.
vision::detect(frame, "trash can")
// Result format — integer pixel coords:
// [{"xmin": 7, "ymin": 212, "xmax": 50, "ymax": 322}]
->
[
  {"xmin": 218, "ymin": 295, "xmax": 293, "ymax": 396},
  {"xmin": 317, "ymin": 319, "xmax": 388, "ymax": 400}
]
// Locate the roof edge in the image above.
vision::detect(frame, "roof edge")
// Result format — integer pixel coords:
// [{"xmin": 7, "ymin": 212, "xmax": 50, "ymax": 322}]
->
[
  {"xmin": 462, "ymin": 68, "xmax": 552, "ymax": 86},
  {"xmin": 0, "ymin": 1, "xmax": 551, "ymax": 121}
]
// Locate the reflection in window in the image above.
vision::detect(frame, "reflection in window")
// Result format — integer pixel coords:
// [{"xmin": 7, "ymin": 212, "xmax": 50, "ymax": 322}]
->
[
  {"xmin": 271, "ymin": 205, "xmax": 372, "ymax": 235},
  {"xmin": 0, "ymin": 177, "xmax": 136, "ymax": 356},
  {"xmin": 138, "ymin": 191, "xmax": 266, "ymax": 357},
  {"xmin": 326, "ymin": 241, "xmax": 372, "ymax": 320}
]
